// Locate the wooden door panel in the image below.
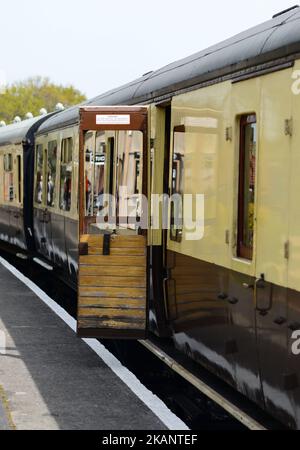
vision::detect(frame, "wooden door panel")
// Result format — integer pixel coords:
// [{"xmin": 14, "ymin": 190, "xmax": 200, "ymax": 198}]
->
[{"xmin": 77, "ymin": 234, "xmax": 147, "ymax": 339}]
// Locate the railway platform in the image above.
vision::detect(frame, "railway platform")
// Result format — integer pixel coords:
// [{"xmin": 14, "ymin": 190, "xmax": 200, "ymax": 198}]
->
[{"xmin": 0, "ymin": 257, "xmax": 186, "ymax": 431}]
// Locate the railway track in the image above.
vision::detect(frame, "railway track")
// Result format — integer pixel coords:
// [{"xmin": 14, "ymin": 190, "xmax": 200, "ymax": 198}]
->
[{"xmin": 0, "ymin": 250, "xmax": 286, "ymax": 431}]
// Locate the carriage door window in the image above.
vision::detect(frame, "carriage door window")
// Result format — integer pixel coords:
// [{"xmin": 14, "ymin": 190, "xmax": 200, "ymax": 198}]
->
[
  {"xmin": 116, "ymin": 130, "xmax": 143, "ymax": 230},
  {"xmin": 108, "ymin": 137, "xmax": 115, "ymax": 196},
  {"xmin": 170, "ymin": 126, "xmax": 185, "ymax": 242},
  {"xmin": 35, "ymin": 145, "xmax": 44, "ymax": 204},
  {"xmin": 60, "ymin": 138, "xmax": 73, "ymax": 212},
  {"xmin": 47, "ymin": 141, "xmax": 57, "ymax": 207},
  {"xmin": 237, "ymin": 114, "xmax": 257, "ymax": 260},
  {"xmin": 17, "ymin": 155, "xmax": 22, "ymax": 203},
  {"xmin": 3, "ymin": 154, "xmax": 13, "ymax": 202}
]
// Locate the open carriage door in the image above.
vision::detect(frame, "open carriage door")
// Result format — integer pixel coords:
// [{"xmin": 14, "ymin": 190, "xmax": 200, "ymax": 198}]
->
[{"xmin": 77, "ymin": 107, "xmax": 149, "ymax": 339}]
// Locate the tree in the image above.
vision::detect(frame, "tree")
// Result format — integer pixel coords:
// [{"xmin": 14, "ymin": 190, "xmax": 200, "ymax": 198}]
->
[{"xmin": 0, "ymin": 77, "xmax": 86, "ymax": 123}]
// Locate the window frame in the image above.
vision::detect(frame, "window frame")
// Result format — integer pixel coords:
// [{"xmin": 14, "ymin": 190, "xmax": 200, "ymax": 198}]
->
[
  {"xmin": 34, "ymin": 144, "xmax": 45, "ymax": 207},
  {"xmin": 170, "ymin": 125, "xmax": 185, "ymax": 243},
  {"xmin": 59, "ymin": 137, "xmax": 73, "ymax": 213},
  {"xmin": 46, "ymin": 140, "xmax": 58, "ymax": 208},
  {"xmin": 3, "ymin": 153, "xmax": 14, "ymax": 203},
  {"xmin": 237, "ymin": 114, "xmax": 257, "ymax": 261}
]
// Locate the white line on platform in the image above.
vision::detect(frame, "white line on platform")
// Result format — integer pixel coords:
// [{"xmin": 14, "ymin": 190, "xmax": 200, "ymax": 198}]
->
[{"xmin": 0, "ymin": 256, "xmax": 188, "ymax": 431}]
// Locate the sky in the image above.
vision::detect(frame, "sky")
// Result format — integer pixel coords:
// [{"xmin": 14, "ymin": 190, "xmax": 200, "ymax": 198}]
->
[{"xmin": 0, "ymin": 0, "xmax": 298, "ymax": 99}]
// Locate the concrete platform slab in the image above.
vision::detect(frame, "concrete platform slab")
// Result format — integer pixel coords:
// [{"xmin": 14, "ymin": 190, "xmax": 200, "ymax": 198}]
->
[{"xmin": 0, "ymin": 260, "xmax": 183, "ymax": 431}]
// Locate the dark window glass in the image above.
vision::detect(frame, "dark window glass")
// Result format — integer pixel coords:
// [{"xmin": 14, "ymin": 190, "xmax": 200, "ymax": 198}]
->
[
  {"xmin": 3, "ymin": 153, "xmax": 13, "ymax": 202},
  {"xmin": 47, "ymin": 141, "xmax": 57, "ymax": 207},
  {"xmin": 116, "ymin": 130, "xmax": 143, "ymax": 229},
  {"xmin": 237, "ymin": 114, "xmax": 257, "ymax": 260},
  {"xmin": 35, "ymin": 145, "xmax": 44, "ymax": 204},
  {"xmin": 170, "ymin": 126, "xmax": 185, "ymax": 242},
  {"xmin": 17, "ymin": 155, "xmax": 21, "ymax": 203}
]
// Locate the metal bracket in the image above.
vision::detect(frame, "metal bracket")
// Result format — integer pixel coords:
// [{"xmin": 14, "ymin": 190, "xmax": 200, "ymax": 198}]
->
[
  {"xmin": 225, "ymin": 127, "xmax": 233, "ymax": 142},
  {"xmin": 284, "ymin": 118, "xmax": 293, "ymax": 137},
  {"xmin": 284, "ymin": 241, "xmax": 290, "ymax": 260}
]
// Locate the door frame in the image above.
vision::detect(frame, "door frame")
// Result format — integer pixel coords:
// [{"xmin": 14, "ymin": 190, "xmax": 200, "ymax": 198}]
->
[{"xmin": 79, "ymin": 106, "xmax": 149, "ymax": 235}]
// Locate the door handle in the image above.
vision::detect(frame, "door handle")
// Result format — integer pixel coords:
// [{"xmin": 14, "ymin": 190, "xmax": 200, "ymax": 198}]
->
[{"xmin": 255, "ymin": 275, "xmax": 273, "ymax": 315}]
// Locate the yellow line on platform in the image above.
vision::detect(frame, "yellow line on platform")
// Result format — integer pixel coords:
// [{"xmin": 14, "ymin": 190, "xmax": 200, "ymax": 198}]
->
[{"xmin": 0, "ymin": 384, "xmax": 16, "ymax": 430}]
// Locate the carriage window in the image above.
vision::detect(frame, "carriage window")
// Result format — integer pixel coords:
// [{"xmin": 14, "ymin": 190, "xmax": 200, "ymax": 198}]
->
[
  {"xmin": 116, "ymin": 130, "xmax": 143, "ymax": 229},
  {"xmin": 84, "ymin": 131, "xmax": 113, "ymax": 218},
  {"xmin": 94, "ymin": 132, "xmax": 106, "ymax": 213},
  {"xmin": 3, "ymin": 153, "xmax": 14, "ymax": 202},
  {"xmin": 35, "ymin": 144, "xmax": 44, "ymax": 204},
  {"xmin": 237, "ymin": 114, "xmax": 257, "ymax": 260},
  {"xmin": 84, "ymin": 131, "xmax": 95, "ymax": 216},
  {"xmin": 170, "ymin": 126, "xmax": 185, "ymax": 242},
  {"xmin": 17, "ymin": 155, "xmax": 22, "ymax": 204},
  {"xmin": 47, "ymin": 140, "xmax": 57, "ymax": 207},
  {"xmin": 59, "ymin": 138, "xmax": 73, "ymax": 212}
]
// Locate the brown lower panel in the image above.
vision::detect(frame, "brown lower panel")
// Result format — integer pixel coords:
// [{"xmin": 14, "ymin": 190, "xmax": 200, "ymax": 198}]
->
[{"xmin": 166, "ymin": 249, "xmax": 300, "ymax": 429}]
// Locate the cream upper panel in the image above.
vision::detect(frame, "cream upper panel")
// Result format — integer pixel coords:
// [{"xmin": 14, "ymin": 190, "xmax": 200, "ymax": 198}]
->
[
  {"xmin": 228, "ymin": 77, "xmax": 261, "ymax": 277},
  {"xmin": 168, "ymin": 81, "xmax": 235, "ymax": 272},
  {"xmin": 167, "ymin": 65, "xmax": 297, "ymax": 281},
  {"xmin": 255, "ymin": 68, "xmax": 293, "ymax": 287},
  {"xmin": 168, "ymin": 79, "xmax": 261, "ymax": 277},
  {"xmin": 288, "ymin": 59, "xmax": 300, "ymax": 292}
]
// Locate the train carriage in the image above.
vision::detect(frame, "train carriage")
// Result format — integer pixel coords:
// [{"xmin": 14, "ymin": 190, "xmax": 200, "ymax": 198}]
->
[
  {"xmin": 0, "ymin": 114, "xmax": 57, "ymax": 254},
  {"xmin": 1, "ymin": 5, "xmax": 300, "ymax": 428}
]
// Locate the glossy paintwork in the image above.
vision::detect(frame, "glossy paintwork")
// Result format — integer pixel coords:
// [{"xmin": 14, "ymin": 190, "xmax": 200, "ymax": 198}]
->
[
  {"xmin": 0, "ymin": 145, "xmax": 26, "ymax": 250},
  {"xmin": 154, "ymin": 62, "xmax": 300, "ymax": 428},
  {"xmin": 33, "ymin": 126, "xmax": 79, "ymax": 277},
  {"xmin": 167, "ymin": 250, "xmax": 300, "ymax": 428},
  {"xmin": 0, "ymin": 205, "xmax": 26, "ymax": 250},
  {"xmin": 166, "ymin": 62, "xmax": 300, "ymax": 289},
  {"xmin": 0, "ymin": 31, "xmax": 299, "ymax": 428}
]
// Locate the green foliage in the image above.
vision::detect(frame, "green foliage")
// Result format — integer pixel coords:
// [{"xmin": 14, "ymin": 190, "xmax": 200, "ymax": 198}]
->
[{"xmin": 0, "ymin": 77, "xmax": 86, "ymax": 123}]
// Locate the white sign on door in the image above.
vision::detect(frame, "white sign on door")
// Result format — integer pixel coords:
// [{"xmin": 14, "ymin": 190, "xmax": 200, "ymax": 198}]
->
[{"xmin": 96, "ymin": 115, "xmax": 131, "ymax": 125}]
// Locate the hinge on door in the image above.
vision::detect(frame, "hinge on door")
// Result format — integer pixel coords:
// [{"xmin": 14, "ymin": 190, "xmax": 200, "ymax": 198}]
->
[
  {"xmin": 225, "ymin": 127, "xmax": 233, "ymax": 142},
  {"xmin": 225, "ymin": 230, "xmax": 230, "ymax": 245},
  {"xmin": 284, "ymin": 118, "xmax": 293, "ymax": 136},
  {"xmin": 284, "ymin": 241, "xmax": 290, "ymax": 260}
]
